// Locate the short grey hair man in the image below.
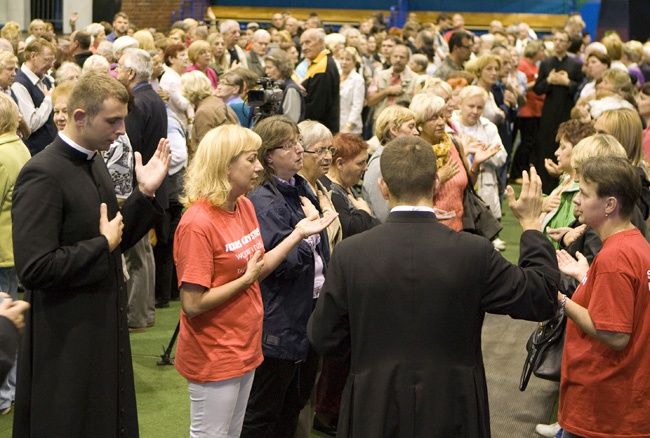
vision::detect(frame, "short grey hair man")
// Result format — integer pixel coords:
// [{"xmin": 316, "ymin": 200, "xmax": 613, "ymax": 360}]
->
[{"xmin": 122, "ymin": 48, "xmax": 153, "ymax": 83}]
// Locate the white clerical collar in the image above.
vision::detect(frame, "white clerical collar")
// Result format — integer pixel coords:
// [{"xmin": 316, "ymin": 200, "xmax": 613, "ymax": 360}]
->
[
  {"xmin": 59, "ymin": 132, "xmax": 97, "ymax": 160},
  {"xmin": 391, "ymin": 206, "xmax": 435, "ymax": 214}
]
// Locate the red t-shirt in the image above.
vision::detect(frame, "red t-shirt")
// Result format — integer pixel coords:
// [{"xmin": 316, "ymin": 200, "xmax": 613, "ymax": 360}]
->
[
  {"xmin": 173, "ymin": 197, "xmax": 265, "ymax": 383},
  {"xmin": 517, "ymin": 58, "xmax": 545, "ymax": 118},
  {"xmin": 559, "ymin": 228, "xmax": 650, "ymax": 437}
]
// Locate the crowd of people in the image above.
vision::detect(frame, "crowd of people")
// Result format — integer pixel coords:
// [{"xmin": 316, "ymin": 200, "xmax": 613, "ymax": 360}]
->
[{"xmin": 0, "ymin": 7, "xmax": 649, "ymax": 438}]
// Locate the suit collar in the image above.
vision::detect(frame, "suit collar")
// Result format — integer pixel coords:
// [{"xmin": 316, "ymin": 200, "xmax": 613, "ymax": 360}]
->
[{"xmin": 385, "ymin": 211, "xmax": 439, "ymax": 224}]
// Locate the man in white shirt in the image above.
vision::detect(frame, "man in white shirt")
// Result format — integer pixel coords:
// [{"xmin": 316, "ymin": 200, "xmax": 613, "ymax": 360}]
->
[{"xmin": 11, "ymin": 38, "xmax": 57, "ymax": 155}]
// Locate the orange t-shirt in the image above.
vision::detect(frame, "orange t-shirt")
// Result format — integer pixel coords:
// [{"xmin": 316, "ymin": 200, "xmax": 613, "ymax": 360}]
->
[{"xmin": 173, "ymin": 197, "xmax": 265, "ymax": 383}]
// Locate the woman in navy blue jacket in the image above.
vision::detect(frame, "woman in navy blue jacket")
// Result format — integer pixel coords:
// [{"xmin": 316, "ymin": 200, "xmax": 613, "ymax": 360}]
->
[{"xmin": 242, "ymin": 115, "xmax": 331, "ymax": 437}]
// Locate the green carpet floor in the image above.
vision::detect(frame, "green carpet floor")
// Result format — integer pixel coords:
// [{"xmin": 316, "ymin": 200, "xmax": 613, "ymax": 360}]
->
[{"xmin": 1, "ymin": 186, "xmax": 558, "ymax": 437}]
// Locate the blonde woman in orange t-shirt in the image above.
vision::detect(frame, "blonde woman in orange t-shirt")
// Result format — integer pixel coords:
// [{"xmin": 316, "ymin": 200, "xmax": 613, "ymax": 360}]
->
[{"xmin": 173, "ymin": 125, "xmax": 336, "ymax": 438}]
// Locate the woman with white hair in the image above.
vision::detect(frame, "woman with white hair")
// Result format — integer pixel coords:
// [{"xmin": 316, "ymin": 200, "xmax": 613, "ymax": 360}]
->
[
  {"xmin": 55, "ymin": 61, "xmax": 81, "ymax": 85},
  {"xmin": 450, "ymin": 85, "xmax": 508, "ymax": 249},
  {"xmin": 409, "ymin": 92, "xmax": 500, "ymax": 234},
  {"xmin": 82, "ymin": 54, "xmax": 110, "ymax": 75},
  {"xmin": 336, "ymin": 47, "xmax": 365, "ymax": 134},
  {"xmin": 85, "ymin": 23, "xmax": 106, "ymax": 54}
]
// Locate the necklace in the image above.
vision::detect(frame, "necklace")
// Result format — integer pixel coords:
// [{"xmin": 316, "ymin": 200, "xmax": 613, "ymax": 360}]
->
[{"xmin": 235, "ymin": 203, "xmax": 245, "ymax": 236}]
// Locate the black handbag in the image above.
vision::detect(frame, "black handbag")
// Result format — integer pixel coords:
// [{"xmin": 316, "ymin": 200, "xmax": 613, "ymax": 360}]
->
[
  {"xmin": 449, "ymin": 136, "xmax": 503, "ymax": 241},
  {"xmin": 461, "ymin": 184, "xmax": 503, "ymax": 241},
  {"xmin": 519, "ymin": 310, "xmax": 566, "ymax": 391}
]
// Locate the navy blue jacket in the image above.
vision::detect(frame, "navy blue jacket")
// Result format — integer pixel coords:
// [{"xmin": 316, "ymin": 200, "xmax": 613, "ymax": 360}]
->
[{"xmin": 248, "ymin": 175, "xmax": 330, "ymax": 361}]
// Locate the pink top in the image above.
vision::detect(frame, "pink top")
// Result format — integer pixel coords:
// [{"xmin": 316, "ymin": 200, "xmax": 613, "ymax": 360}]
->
[
  {"xmin": 184, "ymin": 64, "xmax": 219, "ymax": 90},
  {"xmin": 433, "ymin": 144, "xmax": 468, "ymax": 231}
]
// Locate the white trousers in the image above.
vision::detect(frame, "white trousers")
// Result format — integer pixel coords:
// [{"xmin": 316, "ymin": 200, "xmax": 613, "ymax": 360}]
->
[{"xmin": 188, "ymin": 370, "xmax": 255, "ymax": 438}]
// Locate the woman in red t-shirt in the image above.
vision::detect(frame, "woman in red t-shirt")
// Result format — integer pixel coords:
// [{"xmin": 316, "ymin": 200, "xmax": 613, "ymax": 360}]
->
[
  {"xmin": 556, "ymin": 155, "xmax": 650, "ymax": 438},
  {"xmin": 173, "ymin": 125, "xmax": 336, "ymax": 438}
]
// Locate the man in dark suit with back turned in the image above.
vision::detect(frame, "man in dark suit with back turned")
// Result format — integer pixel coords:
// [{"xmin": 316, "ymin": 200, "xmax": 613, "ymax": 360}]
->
[
  {"xmin": 11, "ymin": 72, "xmax": 170, "ymax": 437},
  {"xmin": 308, "ymin": 136, "xmax": 560, "ymax": 437}
]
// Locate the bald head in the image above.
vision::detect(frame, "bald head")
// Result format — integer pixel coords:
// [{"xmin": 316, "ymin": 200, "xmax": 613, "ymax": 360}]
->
[{"xmin": 252, "ymin": 29, "xmax": 271, "ymax": 56}]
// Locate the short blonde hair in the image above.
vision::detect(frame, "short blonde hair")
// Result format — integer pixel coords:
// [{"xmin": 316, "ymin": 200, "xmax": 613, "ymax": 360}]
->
[
  {"xmin": 0, "ymin": 51, "xmax": 17, "ymax": 70},
  {"xmin": 51, "ymin": 81, "xmax": 75, "ymax": 110},
  {"xmin": 0, "ymin": 21, "xmax": 20, "ymax": 42},
  {"xmin": 571, "ymin": 134, "xmax": 627, "ymax": 170},
  {"xmin": 187, "ymin": 39, "xmax": 211, "ymax": 64},
  {"xmin": 409, "ymin": 94, "xmax": 446, "ymax": 128},
  {"xmin": 601, "ymin": 68, "xmax": 634, "ymax": 95},
  {"xmin": 623, "ymin": 40, "xmax": 643, "ymax": 63},
  {"xmin": 602, "ymin": 33, "xmax": 623, "ymax": 61},
  {"xmin": 596, "ymin": 108, "xmax": 645, "ymax": 168},
  {"xmin": 375, "ymin": 106, "xmax": 417, "ymax": 146},
  {"xmin": 181, "ymin": 70, "xmax": 212, "ymax": 106},
  {"xmin": 183, "ymin": 125, "xmax": 262, "ymax": 207},
  {"xmin": 133, "ymin": 30, "xmax": 155, "ymax": 51},
  {"xmin": 0, "ymin": 93, "xmax": 19, "ymax": 134},
  {"xmin": 473, "ymin": 54, "xmax": 502, "ymax": 76},
  {"xmin": 459, "ymin": 84, "xmax": 488, "ymax": 103},
  {"xmin": 28, "ymin": 19, "xmax": 45, "ymax": 34},
  {"xmin": 414, "ymin": 76, "xmax": 452, "ymax": 99}
]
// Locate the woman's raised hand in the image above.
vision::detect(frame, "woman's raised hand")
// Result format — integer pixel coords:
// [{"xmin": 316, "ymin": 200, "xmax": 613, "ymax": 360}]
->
[{"xmin": 556, "ymin": 249, "xmax": 589, "ymax": 281}]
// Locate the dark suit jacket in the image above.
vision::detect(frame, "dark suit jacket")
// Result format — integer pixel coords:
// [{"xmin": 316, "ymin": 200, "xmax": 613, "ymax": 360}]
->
[
  {"xmin": 308, "ymin": 211, "xmax": 559, "ymax": 438},
  {"xmin": 533, "ymin": 55, "xmax": 585, "ymax": 193},
  {"xmin": 302, "ymin": 51, "xmax": 340, "ymax": 133},
  {"xmin": 126, "ymin": 82, "xmax": 169, "ymax": 209},
  {"xmin": 247, "ymin": 50, "xmax": 266, "ymax": 78},
  {"xmin": 11, "ymin": 137, "xmax": 163, "ymax": 438}
]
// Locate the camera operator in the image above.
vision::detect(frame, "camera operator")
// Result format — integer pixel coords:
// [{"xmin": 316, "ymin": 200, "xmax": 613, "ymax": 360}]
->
[{"xmin": 264, "ymin": 48, "xmax": 305, "ymax": 123}]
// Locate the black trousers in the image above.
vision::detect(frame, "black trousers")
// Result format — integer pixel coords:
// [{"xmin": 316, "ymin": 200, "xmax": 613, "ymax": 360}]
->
[
  {"xmin": 241, "ymin": 346, "xmax": 320, "ymax": 438},
  {"xmin": 511, "ymin": 117, "xmax": 540, "ymax": 180}
]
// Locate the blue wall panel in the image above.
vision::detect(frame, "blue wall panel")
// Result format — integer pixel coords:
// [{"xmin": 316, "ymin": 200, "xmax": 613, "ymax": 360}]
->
[{"xmin": 215, "ymin": 0, "xmax": 571, "ymax": 14}]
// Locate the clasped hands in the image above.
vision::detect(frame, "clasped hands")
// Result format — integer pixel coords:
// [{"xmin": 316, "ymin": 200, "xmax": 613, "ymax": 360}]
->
[{"xmin": 547, "ymin": 69, "xmax": 570, "ymax": 86}]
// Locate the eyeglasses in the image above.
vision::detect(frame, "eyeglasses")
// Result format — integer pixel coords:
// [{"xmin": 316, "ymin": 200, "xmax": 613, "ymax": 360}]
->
[
  {"xmin": 269, "ymin": 137, "xmax": 303, "ymax": 152},
  {"xmin": 115, "ymin": 64, "xmax": 130, "ymax": 71},
  {"xmin": 304, "ymin": 146, "xmax": 337, "ymax": 156},
  {"xmin": 40, "ymin": 54, "xmax": 56, "ymax": 63}
]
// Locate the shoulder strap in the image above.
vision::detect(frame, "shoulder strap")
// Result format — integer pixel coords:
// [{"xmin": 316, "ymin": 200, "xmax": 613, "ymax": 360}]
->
[{"xmin": 449, "ymin": 134, "xmax": 477, "ymax": 195}]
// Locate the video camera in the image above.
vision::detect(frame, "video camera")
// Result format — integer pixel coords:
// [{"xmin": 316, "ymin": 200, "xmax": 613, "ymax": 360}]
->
[{"xmin": 248, "ymin": 77, "xmax": 285, "ymax": 126}]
